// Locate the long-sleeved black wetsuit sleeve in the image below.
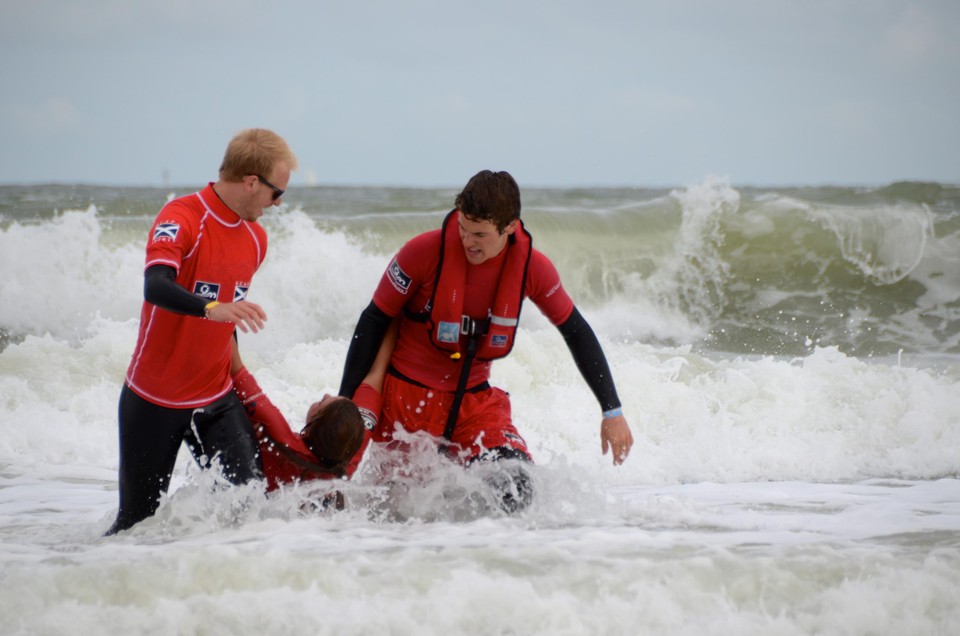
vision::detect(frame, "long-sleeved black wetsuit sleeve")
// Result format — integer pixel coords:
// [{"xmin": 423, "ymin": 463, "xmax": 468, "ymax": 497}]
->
[
  {"xmin": 143, "ymin": 264, "xmax": 208, "ymax": 316},
  {"xmin": 338, "ymin": 301, "xmax": 393, "ymax": 398},
  {"xmin": 556, "ymin": 306, "xmax": 622, "ymax": 413}
]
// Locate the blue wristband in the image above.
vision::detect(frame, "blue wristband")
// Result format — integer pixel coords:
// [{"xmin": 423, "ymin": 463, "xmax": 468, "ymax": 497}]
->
[{"xmin": 602, "ymin": 407, "xmax": 622, "ymax": 419}]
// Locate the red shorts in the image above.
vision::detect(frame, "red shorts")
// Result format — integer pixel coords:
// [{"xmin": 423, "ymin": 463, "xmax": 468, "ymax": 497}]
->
[{"xmin": 375, "ymin": 373, "xmax": 532, "ymax": 463}]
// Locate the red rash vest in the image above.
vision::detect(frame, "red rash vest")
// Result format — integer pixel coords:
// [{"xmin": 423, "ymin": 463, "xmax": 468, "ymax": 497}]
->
[{"xmin": 125, "ymin": 184, "xmax": 267, "ymax": 408}]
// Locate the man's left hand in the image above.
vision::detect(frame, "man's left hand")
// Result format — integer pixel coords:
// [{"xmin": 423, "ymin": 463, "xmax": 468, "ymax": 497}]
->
[{"xmin": 601, "ymin": 414, "xmax": 633, "ymax": 466}]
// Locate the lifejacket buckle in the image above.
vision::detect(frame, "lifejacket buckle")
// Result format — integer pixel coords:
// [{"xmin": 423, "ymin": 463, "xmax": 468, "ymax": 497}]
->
[{"xmin": 460, "ymin": 315, "xmax": 490, "ymax": 337}]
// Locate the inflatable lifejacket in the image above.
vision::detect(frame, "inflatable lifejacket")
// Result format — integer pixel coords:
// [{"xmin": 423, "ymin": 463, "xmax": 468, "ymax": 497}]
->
[{"xmin": 422, "ymin": 209, "xmax": 533, "ymax": 361}]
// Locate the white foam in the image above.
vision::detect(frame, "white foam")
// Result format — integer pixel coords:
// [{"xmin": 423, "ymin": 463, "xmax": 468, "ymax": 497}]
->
[{"xmin": 3, "ymin": 194, "xmax": 960, "ymax": 634}]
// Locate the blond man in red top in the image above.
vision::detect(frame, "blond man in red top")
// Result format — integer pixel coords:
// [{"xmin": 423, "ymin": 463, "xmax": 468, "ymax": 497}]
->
[{"xmin": 107, "ymin": 129, "xmax": 296, "ymax": 535}]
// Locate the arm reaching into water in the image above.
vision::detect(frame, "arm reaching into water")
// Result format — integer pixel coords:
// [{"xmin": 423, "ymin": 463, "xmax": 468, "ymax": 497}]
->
[{"xmin": 556, "ymin": 306, "xmax": 634, "ymax": 465}]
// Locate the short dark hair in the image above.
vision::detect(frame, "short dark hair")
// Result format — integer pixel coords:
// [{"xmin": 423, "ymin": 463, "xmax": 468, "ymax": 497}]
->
[
  {"xmin": 301, "ymin": 397, "xmax": 364, "ymax": 475},
  {"xmin": 454, "ymin": 170, "xmax": 521, "ymax": 233}
]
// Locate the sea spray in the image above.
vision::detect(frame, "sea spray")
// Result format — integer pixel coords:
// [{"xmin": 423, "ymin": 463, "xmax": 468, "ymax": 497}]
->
[{"xmin": 2, "ymin": 181, "xmax": 959, "ymax": 634}]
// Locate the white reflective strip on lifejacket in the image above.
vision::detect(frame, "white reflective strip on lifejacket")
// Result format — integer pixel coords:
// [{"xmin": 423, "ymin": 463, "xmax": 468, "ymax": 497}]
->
[{"xmin": 489, "ymin": 315, "xmax": 518, "ymax": 327}]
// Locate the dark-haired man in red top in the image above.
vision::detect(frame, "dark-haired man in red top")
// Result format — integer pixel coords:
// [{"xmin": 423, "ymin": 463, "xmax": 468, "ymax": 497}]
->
[{"xmin": 338, "ymin": 170, "xmax": 633, "ymax": 513}]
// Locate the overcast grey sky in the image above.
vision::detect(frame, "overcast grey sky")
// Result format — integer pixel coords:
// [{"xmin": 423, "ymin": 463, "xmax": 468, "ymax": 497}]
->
[{"xmin": 2, "ymin": 1, "xmax": 958, "ymax": 188}]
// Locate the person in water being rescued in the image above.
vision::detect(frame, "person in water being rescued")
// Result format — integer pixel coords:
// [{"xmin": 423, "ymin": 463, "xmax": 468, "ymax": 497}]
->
[
  {"xmin": 107, "ymin": 128, "xmax": 296, "ymax": 535},
  {"xmin": 337, "ymin": 169, "xmax": 634, "ymax": 513},
  {"xmin": 231, "ymin": 338, "xmax": 388, "ymax": 502},
  {"xmin": 231, "ymin": 319, "xmax": 398, "ymax": 503}
]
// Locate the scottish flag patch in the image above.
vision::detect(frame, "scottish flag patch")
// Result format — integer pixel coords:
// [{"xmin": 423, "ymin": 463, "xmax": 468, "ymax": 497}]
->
[{"xmin": 153, "ymin": 222, "xmax": 180, "ymax": 242}]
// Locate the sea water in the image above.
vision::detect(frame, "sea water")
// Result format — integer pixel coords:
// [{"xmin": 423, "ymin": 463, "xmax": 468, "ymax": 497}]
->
[{"xmin": 1, "ymin": 178, "xmax": 959, "ymax": 634}]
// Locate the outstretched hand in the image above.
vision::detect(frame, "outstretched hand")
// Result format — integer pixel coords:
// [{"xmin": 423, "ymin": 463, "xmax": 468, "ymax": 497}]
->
[
  {"xmin": 207, "ymin": 301, "xmax": 268, "ymax": 333},
  {"xmin": 600, "ymin": 414, "xmax": 634, "ymax": 466}
]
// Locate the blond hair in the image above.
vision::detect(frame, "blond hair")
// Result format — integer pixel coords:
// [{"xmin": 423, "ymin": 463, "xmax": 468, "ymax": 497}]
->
[{"xmin": 219, "ymin": 128, "xmax": 298, "ymax": 182}]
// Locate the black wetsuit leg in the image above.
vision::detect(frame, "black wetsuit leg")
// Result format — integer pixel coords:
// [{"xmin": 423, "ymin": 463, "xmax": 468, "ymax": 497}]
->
[
  {"xmin": 108, "ymin": 384, "xmax": 194, "ymax": 534},
  {"xmin": 107, "ymin": 386, "xmax": 263, "ymax": 535},
  {"xmin": 470, "ymin": 446, "xmax": 534, "ymax": 515},
  {"xmin": 182, "ymin": 390, "xmax": 263, "ymax": 484}
]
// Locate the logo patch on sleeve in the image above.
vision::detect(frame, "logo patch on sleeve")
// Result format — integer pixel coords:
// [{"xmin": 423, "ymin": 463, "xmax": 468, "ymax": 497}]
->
[
  {"xmin": 193, "ymin": 281, "xmax": 220, "ymax": 300},
  {"xmin": 233, "ymin": 285, "xmax": 249, "ymax": 302},
  {"xmin": 358, "ymin": 407, "xmax": 378, "ymax": 431},
  {"xmin": 491, "ymin": 334, "xmax": 509, "ymax": 348},
  {"xmin": 153, "ymin": 222, "xmax": 180, "ymax": 242},
  {"xmin": 387, "ymin": 258, "xmax": 412, "ymax": 294}
]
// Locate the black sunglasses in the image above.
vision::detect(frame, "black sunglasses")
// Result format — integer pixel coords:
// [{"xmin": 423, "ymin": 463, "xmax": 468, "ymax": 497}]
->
[{"xmin": 257, "ymin": 175, "xmax": 285, "ymax": 201}]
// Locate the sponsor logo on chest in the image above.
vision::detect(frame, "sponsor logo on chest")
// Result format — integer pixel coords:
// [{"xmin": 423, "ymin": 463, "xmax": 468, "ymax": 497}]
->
[{"xmin": 193, "ymin": 281, "xmax": 220, "ymax": 300}]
